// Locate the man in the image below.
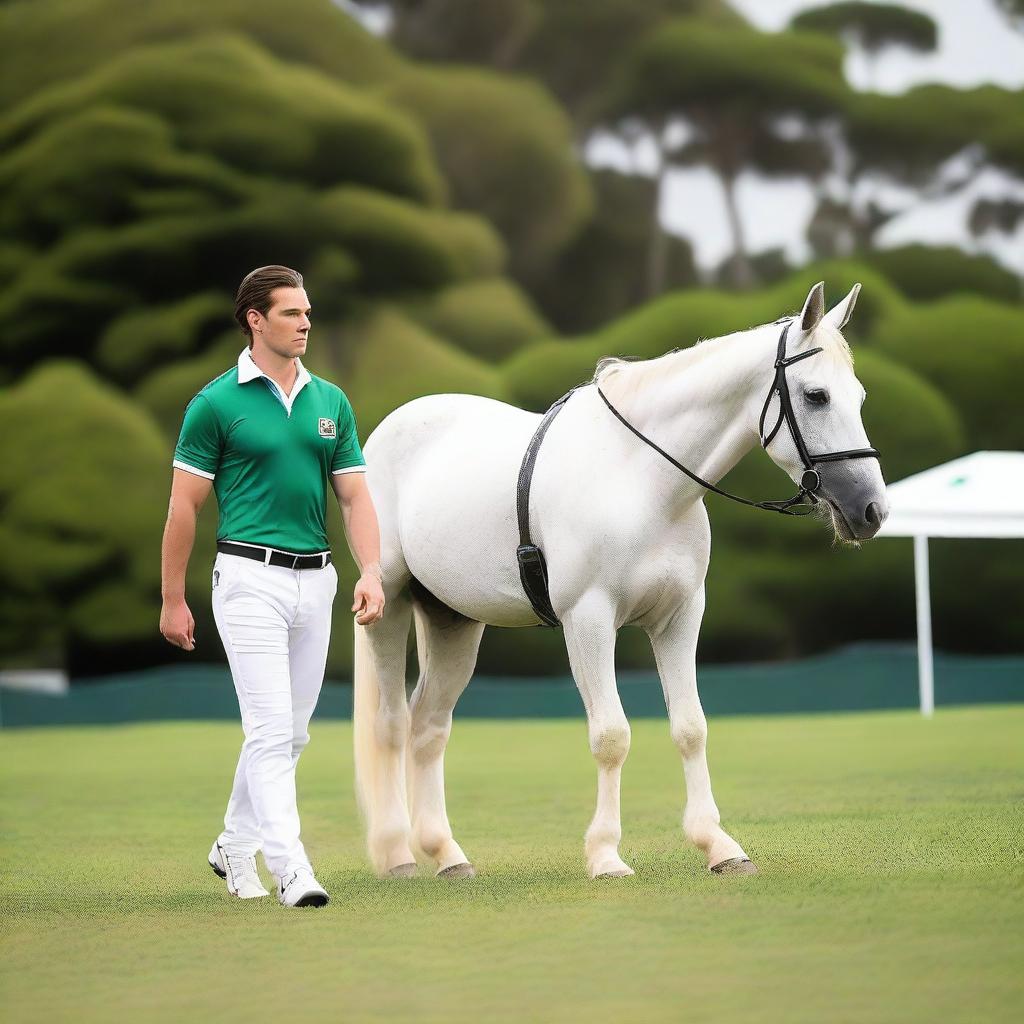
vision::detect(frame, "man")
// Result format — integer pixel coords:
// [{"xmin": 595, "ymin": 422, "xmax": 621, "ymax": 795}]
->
[{"xmin": 159, "ymin": 265, "xmax": 385, "ymax": 908}]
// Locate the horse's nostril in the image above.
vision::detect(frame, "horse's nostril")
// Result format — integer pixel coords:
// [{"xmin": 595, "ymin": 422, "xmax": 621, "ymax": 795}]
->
[{"xmin": 865, "ymin": 501, "xmax": 882, "ymax": 526}]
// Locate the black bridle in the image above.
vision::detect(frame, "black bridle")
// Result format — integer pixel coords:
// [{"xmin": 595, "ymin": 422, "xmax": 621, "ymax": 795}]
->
[{"xmin": 595, "ymin": 318, "xmax": 881, "ymax": 516}]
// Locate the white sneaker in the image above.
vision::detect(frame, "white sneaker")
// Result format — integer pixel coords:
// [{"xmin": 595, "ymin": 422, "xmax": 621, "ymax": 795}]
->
[
  {"xmin": 277, "ymin": 866, "xmax": 330, "ymax": 908},
  {"xmin": 208, "ymin": 841, "xmax": 270, "ymax": 899}
]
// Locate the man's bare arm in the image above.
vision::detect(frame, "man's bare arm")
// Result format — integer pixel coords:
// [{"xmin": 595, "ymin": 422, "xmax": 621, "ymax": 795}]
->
[
  {"xmin": 330, "ymin": 472, "xmax": 380, "ymax": 576},
  {"xmin": 160, "ymin": 469, "xmax": 213, "ymax": 650}
]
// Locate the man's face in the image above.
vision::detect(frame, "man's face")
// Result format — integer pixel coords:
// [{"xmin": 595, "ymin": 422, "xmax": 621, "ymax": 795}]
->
[{"xmin": 251, "ymin": 286, "xmax": 311, "ymax": 358}]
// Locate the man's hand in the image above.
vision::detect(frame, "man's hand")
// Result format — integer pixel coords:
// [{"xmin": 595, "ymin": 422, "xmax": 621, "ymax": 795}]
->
[
  {"xmin": 160, "ymin": 598, "xmax": 196, "ymax": 651},
  {"xmin": 352, "ymin": 571, "xmax": 385, "ymax": 625}
]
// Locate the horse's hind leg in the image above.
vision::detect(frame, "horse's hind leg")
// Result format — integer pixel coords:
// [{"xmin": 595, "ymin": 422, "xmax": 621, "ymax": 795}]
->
[
  {"xmin": 562, "ymin": 594, "xmax": 634, "ymax": 880},
  {"xmin": 647, "ymin": 589, "xmax": 754, "ymax": 874},
  {"xmin": 407, "ymin": 598, "xmax": 485, "ymax": 877}
]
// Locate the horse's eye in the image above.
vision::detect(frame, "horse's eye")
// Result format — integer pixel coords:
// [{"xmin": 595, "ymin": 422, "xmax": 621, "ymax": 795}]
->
[{"xmin": 804, "ymin": 388, "xmax": 829, "ymax": 406}]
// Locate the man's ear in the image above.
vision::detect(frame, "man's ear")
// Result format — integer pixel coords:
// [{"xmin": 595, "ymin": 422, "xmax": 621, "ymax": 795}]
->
[
  {"xmin": 800, "ymin": 281, "xmax": 826, "ymax": 332},
  {"xmin": 823, "ymin": 283, "xmax": 861, "ymax": 332}
]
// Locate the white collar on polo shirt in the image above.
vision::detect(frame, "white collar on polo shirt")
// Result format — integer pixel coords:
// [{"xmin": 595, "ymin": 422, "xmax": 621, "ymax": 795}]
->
[{"xmin": 237, "ymin": 346, "xmax": 311, "ymax": 416}]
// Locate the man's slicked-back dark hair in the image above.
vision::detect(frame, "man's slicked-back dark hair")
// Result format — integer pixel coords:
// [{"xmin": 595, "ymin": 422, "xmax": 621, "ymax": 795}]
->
[{"xmin": 234, "ymin": 265, "xmax": 304, "ymax": 344}]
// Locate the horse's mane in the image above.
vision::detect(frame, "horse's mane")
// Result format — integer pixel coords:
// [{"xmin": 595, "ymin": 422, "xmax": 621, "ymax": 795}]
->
[{"xmin": 589, "ymin": 319, "xmax": 853, "ymax": 403}]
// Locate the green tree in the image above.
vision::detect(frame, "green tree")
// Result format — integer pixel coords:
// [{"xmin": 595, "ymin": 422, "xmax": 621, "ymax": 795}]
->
[
  {"xmin": 0, "ymin": 35, "xmax": 503, "ymax": 379},
  {"xmin": 860, "ymin": 245, "xmax": 1021, "ymax": 304},
  {"xmin": 380, "ymin": 0, "xmax": 741, "ymax": 125},
  {"xmin": 0, "ymin": 0, "xmax": 589, "ymax": 295},
  {"xmin": 792, "ymin": 2, "xmax": 936, "ymax": 90},
  {"xmin": 530, "ymin": 169, "xmax": 697, "ymax": 332},
  {"xmin": 808, "ymin": 83, "xmax": 1024, "ymax": 258},
  {"xmin": 604, "ymin": 19, "xmax": 848, "ymax": 290},
  {"xmin": 0, "ymin": 363, "xmax": 175, "ymax": 672},
  {"xmin": 0, "ymin": 0, "xmax": 401, "ymax": 108},
  {"xmin": 382, "ymin": 65, "xmax": 591, "ymax": 281}
]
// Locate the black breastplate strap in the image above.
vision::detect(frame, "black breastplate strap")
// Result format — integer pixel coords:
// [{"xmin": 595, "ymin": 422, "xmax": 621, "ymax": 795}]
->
[{"xmin": 515, "ymin": 386, "xmax": 581, "ymax": 627}]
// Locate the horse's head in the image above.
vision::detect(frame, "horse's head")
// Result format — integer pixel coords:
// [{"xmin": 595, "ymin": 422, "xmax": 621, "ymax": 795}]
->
[{"xmin": 757, "ymin": 282, "xmax": 888, "ymax": 543}]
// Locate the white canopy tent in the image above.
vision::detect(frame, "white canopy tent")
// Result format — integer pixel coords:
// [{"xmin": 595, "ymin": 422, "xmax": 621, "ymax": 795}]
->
[{"xmin": 877, "ymin": 451, "xmax": 1024, "ymax": 716}]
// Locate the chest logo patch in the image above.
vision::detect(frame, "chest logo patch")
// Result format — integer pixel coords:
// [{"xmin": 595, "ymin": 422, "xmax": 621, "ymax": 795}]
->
[{"xmin": 318, "ymin": 418, "xmax": 337, "ymax": 438}]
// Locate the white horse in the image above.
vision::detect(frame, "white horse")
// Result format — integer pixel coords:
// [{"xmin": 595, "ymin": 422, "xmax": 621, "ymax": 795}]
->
[{"xmin": 352, "ymin": 282, "xmax": 888, "ymax": 880}]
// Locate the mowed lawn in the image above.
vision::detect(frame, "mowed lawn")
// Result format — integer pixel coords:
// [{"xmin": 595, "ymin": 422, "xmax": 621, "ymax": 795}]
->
[{"xmin": 1, "ymin": 707, "xmax": 1022, "ymax": 1023}]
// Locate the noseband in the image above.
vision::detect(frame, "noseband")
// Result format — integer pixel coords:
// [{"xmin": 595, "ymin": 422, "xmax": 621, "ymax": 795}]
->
[{"xmin": 596, "ymin": 318, "xmax": 881, "ymax": 516}]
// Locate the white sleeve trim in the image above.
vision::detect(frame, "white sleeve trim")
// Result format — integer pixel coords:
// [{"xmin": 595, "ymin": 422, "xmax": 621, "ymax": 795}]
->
[
  {"xmin": 332, "ymin": 465, "xmax": 367, "ymax": 475},
  {"xmin": 173, "ymin": 459, "xmax": 215, "ymax": 480}
]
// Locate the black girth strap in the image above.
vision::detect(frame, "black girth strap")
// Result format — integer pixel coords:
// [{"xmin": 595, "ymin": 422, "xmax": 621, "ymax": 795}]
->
[{"xmin": 515, "ymin": 386, "xmax": 581, "ymax": 627}]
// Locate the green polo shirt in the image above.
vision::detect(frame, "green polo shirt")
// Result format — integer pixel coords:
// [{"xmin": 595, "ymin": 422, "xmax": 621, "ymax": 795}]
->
[{"xmin": 173, "ymin": 348, "xmax": 366, "ymax": 554}]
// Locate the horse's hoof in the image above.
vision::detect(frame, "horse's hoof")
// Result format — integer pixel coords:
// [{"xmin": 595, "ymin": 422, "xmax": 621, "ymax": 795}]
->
[
  {"xmin": 386, "ymin": 862, "xmax": 418, "ymax": 878},
  {"xmin": 437, "ymin": 862, "xmax": 475, "ymax": 880},
  {"xmin": 709, "ymin": 857, "xmax": 757, "ymax": 875},
  {"xmin": 591, "ymin": 860, "xmax": 635, "ymax": 879}
]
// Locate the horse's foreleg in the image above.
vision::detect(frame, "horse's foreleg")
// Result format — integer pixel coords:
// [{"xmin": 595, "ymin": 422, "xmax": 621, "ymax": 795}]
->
[
  {"xmin": 647, "ymin": 590, "xmax": 755, "ymax": 874},
  {"xmin": 562, "ymin": 596, "xmax": 633, "ymax": 880},
  {"xmin": 407, "ymin": 605, "xmax": 485, "ymax": 877}
]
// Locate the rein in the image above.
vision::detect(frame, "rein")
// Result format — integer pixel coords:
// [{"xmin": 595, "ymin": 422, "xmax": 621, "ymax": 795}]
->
[{"xmin": 596, "ymin": 319, "xmax": 880, "ymax": 517}]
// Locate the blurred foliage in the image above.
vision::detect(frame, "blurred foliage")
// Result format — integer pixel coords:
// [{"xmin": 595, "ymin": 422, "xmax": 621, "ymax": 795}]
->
[
  {"xmin": 381, "ymin": 0, "xmax": 743, "ymax": 123},
  {"xmin": 860, "ymin": 245, "xmax": 1022, "ymax": 304},
  {"xmin": 381, "ymin": 65, "xmax": 592, "ymax": 280},
  {"xmin": 0, "ymin": 363, "xmax": 180, "ymax": 673},
  {"xmin": 0, "ymin": 0, "xmax": 586, "ymax": 283},
  {"xmin": 0, "ymin": 0, "xmax": 401, "ymax": 106},
  {"xmin": 868, "ymin": 297, "xmax": 1024, "ymax": 450},
  {"xmin": 605, "ymin": 18, "xmax": 848, "ymax": 288},
  {"xmin": 331, "ymin": 306, "xmax": 509, "ymax": 434},
  {"xmin": 847, "ymin": 84, "xmax": 1024, "ymax": 176},
  {"xmin": 502, "ymin": 259, "xmax": 904, "ymax": 408},
  {"xmin": 532, "ymin": 169, "xmax": 698, "ymax": 332},
  {"xmin": 792, "ymin": 3, "xmax": 937, "ymax": 54},
  {"xmin": 0, "ymin": 34, "xmax": 441, "ymax": 203},
  {"xmin": 610, "ymin": 19, "xmax": 848, "ymax": 117},
  {"xmin": 0, "ymin": 0, "xmax": 1021, "ymax": 677},
  {"xmin": 403, "ymin": 279, "xmax": 552, "ymax": 361}
]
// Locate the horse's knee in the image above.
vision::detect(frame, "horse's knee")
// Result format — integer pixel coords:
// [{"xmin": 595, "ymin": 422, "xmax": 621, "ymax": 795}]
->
[
  {"xmin": 374, "ymin": 705, "xmax": 408, "ymax": 752},
  {"xmin": 671, "ymin": 714, "xmax": 707, "ymax": 759},
  {"xmin": 590, "ymin": 720, "xmax": 631, "ymax": 768},
  {"xmin": 409, "ymin": 708, "xmax": 451, "ymax": 763}
]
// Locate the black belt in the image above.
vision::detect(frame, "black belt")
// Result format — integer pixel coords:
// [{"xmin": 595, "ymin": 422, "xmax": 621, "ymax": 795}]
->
[{"xmin": 217, "ymin": 540, "xmax": 332, "ymax": 570}]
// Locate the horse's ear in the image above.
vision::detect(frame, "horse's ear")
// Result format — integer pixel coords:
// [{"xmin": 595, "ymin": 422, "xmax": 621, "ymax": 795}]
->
[
  {"xmin": 823, "ymin": 282, "xmax": 861, "ymax": 332},
  {"xmin": 800, "ymin": 281, "xmax": 825, "ymax": 332}
]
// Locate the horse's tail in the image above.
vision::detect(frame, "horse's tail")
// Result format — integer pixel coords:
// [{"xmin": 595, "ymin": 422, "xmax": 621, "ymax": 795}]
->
[
  {"xmin": 352, "ymin": 619, "xmax": 377, "ymax": 827},
  {"xmin": 354, "ymin": 610, "xmax": 413, "ymax": 876}
]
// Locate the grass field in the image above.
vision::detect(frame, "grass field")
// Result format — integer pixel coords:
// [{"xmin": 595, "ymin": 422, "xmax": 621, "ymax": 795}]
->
[{"xmin": 2, "ymin": 708, "xmax": 1022, "ymax": 1023}]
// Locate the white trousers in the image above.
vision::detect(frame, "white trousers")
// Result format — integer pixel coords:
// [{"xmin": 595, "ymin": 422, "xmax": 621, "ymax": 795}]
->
[{"xmin": 211, "ymin": 549, "xmax": 338, "ymax": 878}]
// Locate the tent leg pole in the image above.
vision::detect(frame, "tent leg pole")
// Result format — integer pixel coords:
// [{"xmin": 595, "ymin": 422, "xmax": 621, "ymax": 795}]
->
[{"xmin": 914, "ymin": 534, "xmax": 934, "ymax": 717}]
